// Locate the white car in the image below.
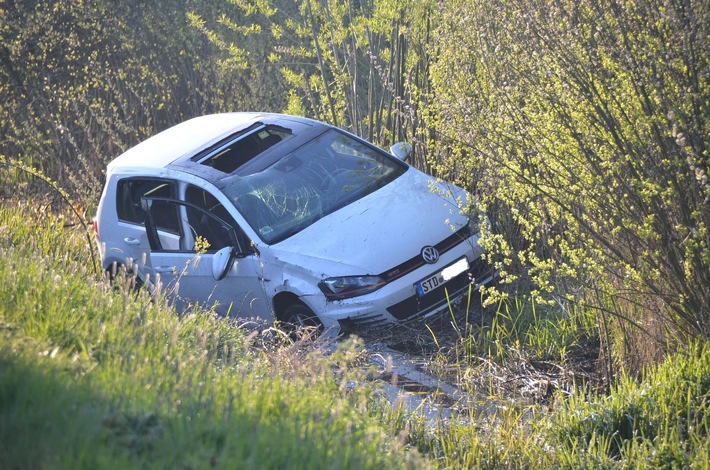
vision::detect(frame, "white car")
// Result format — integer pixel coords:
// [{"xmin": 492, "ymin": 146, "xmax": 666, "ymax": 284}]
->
[{"xmin": 94, "ymin": 113, "xmax": 493, "ymax": 332}]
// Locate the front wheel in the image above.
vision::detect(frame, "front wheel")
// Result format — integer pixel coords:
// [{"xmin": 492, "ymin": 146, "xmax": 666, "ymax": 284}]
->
[{"xmin": 280, "ymin": 301, "xmax": 323, "ymax": 333}]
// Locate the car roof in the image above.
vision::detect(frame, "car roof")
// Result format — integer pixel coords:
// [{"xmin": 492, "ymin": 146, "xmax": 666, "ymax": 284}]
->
[{"xmin": 106, "ymin": 112, "xmax": 321, "ymax": 173}]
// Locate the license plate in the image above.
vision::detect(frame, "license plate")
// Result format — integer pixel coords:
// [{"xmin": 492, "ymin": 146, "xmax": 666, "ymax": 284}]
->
[{"xmin": 415, "ymin": 258, "xmax": 469, "ymax": 297}]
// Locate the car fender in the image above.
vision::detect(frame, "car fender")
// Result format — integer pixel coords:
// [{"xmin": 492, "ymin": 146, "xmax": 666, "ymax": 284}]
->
[{"xmin": 270, "ymin": 261, "xmax": 322, "ymax": 298}]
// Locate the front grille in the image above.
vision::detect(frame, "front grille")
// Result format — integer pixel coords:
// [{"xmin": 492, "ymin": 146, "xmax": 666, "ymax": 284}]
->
[
  {"xmin": 386, "ymin": 256, "xmax": 492, "ymax": 321},
  {"xmin": 380, "ymin": 223, "xmax": 475, "ymax": 282}
]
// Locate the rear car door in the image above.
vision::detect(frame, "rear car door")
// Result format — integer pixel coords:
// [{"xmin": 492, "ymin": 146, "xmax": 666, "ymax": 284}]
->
[{"xmin": 111, "ymin": 178, "xmax": 180, "ymax": 280}]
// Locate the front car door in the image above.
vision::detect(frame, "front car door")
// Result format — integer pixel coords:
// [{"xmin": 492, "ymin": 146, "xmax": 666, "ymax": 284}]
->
[{"xmin": 141, "ymin": 186, "xmax": 272, "ymax": 322}]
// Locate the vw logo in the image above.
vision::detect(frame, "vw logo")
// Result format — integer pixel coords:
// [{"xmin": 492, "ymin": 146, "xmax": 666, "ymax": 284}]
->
[{"xmin": 421, "ymin": 246, "xmax": 440, "ymax": 264}]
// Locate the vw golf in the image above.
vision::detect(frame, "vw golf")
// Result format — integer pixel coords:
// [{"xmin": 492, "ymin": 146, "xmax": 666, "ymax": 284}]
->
[{"xmin": 94, "ymin": 113, "xmax": 493, "ymax": 332}]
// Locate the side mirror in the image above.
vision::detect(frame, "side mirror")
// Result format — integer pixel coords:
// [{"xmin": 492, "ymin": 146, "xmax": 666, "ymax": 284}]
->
[
  {"xmin": 212, "ymin": 246, "xmax": 236, "ymax": 281},
  {"xmin": 389, "ymin": 142, "xmax": 412, "ymax": 161}
]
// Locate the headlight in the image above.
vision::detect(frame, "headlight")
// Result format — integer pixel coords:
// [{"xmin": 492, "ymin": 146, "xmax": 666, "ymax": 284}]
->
[{"xmin": 318, "ymin": 275, "xmax": 386, "ymax": 300}]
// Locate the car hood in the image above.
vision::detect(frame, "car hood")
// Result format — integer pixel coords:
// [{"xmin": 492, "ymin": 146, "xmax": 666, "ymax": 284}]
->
[{"xmin": 267, "ymin": 168, "xmax": 471, "ymax": 276}]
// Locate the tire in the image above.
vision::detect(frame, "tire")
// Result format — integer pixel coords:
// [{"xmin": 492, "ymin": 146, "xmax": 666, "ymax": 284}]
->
[
  {"xmin": 106, "ymin": 263, "xmax": 144, "ymax": 291},
  {"xmin": 280, "ymin": 301, "xmax": 323, "ymax": 332}
]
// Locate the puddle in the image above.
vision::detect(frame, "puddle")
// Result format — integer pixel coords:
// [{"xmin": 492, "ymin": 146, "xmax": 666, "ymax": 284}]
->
[
  {"xmin": 365, "ymin": 341, "xmax": 490, "ymax": 424},
  {"xmin": 352, "ymin": 300, "xmax": 525, "ymax": 424},
  {"xmin": 249, "ymin": 296, "xmax": 518, "ymax": 424}
]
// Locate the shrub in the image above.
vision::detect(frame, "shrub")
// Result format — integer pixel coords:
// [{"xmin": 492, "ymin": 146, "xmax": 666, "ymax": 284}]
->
[{"xmin": 426, "ymin": 0, "xmax": 710, "ymax": 346}]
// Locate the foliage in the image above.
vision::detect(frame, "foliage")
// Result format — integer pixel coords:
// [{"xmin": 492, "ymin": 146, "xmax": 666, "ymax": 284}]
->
[
  {"xmin": 193, "ymin": 0, "xmax": 710, "ymax": 355},
  {"xmin": 0, "ymin": 155, "xmax": 99, "ymax": 271},
  {"xmin": 191, "ymin": 0, "xmax": 435, "ymax": 167},
  {"xmin": 427, "ymin": 0, "xmax": 710, "ymax": 341},
  {"xmin": 0, "ymin": 0, "xmax": 287, "ymax": 203},
  {"xmin": 2, "ymin": 0, "xmax": 710, "ymax": 466},
  {"xmin": 0, "ymin": 204, "xmax": 423, "ymax": 469},
  {"xmin": 4, "ymin": 0, "xmax": 707, "ymax": 349}
]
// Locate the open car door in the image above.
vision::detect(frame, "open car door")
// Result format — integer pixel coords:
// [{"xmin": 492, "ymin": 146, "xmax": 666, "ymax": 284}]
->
[{"xmin": 141, "ymin": 196, "xmax": 271, "ymax": 321}]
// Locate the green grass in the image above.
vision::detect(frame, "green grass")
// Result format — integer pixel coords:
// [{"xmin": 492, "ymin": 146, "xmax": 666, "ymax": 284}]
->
[
  {"xmin": 1, "ymin": 202, "xmax": 708, "ymax": 469},
  {"xmin": 467, "ymin": 296, "xmax": 598, "ymax": 364},
  {"xmin": 406, "ymin": 290, "xmax": 709, "ymax": 468},
  {"xmin": 550, "ymin": 340, "xmax": 710, "ymax": 467},
  {"xmin": 424, "ymin": 293, "xmax": 601, "ymax": 404},
  {"xmin": 0, "ymin": 204, "xmax": 423, "ymax": 469},
  {"xmin": 391, "ymin": 339, "xmax": 710, "ymax": 469}
]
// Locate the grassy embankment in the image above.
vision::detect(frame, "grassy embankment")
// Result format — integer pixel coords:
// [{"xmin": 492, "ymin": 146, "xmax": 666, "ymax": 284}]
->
[
  {"xmin": 0, "ymin": 203, "xmax": 422, "ymax": 469},
  {"xmin": 1, "ymin": 203, "xmax": 708, "ymax": 469}
]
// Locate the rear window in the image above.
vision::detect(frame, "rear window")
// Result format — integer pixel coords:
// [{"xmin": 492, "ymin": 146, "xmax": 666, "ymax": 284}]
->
[{"xmin": 116, "ymin": 178, "xmax": 180, "ymax": 234}]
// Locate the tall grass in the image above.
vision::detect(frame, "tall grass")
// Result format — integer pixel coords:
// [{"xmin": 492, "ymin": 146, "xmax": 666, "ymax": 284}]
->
[
  {"xmin": 410, "ymin": 293, "xmax": 709, "ymax": 468},
  {"xmin": 389, "ymin": 338, "xmax": 710, "ymax": 469},
  {"xmin": 423, "ymin": 294, "xmax": 601, "ymax": 405},
  {"xmin": 2, "ymin": 202, "xmax": 708, "ymax": 469},
  {"xmin": 0, "ymin": 204, "xmax": 423, "ymax": 469},
  {"xmin": 549, "ymin": 340, "xmax": 710, "ymax": 467}
]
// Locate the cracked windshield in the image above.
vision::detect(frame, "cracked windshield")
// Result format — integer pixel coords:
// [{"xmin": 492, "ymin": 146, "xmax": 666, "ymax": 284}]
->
[{"xmin": 224, "ymin": 130, "xmax": 406, "ymax": 244}]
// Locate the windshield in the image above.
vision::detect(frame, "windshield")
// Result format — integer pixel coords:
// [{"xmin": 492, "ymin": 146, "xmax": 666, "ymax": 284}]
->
[{"xmin": 222, "ymin": 129, "xmax": 407, "ymax": 244}]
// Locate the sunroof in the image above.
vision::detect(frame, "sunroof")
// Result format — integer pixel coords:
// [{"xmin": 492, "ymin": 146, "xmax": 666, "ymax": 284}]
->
[{"xmin": 197, "ymin": 124, "xmax": 293, "ymax": 174}]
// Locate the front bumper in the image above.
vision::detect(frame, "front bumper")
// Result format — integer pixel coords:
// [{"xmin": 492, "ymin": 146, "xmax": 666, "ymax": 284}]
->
[{"xmin": 336, "ymin": 255, "xmax": 494, "ymax": 331}]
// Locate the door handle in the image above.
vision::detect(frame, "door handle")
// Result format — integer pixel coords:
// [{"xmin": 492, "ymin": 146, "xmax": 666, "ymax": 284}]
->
[
  {"xmin": 124, "ymin": 237, "xmax": 141, "ymax": 246},
  {"xmin": 154, "ymin": 265, "xmax": 176, "ymax": 274}
]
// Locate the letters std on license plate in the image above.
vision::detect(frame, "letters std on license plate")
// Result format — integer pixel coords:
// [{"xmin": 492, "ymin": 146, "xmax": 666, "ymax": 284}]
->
[{"xmin": 415, "ymin": 258, "xmax": 469, "ymax": 297}]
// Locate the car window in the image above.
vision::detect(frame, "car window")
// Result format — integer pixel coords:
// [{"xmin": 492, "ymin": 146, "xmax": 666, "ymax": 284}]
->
[
  {"xmin": 222, "ymin": 129, "xmax": 406, "ymax": 244},
  {"xmin": 198, "ymin": 125, "xmax": 293, "ymax": 174},
  {"xmin": 184, "ymin": 185, "xmax": 249, "ymax": 252},
  {"xmin": 116, "ymin": 178, "xmax": 180, "ymax": 234}
]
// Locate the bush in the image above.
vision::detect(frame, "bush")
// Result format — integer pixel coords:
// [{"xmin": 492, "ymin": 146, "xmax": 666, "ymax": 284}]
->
[{"xmin": 426, "ymin": 0, "xmax": 710, "ymax": 345}]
